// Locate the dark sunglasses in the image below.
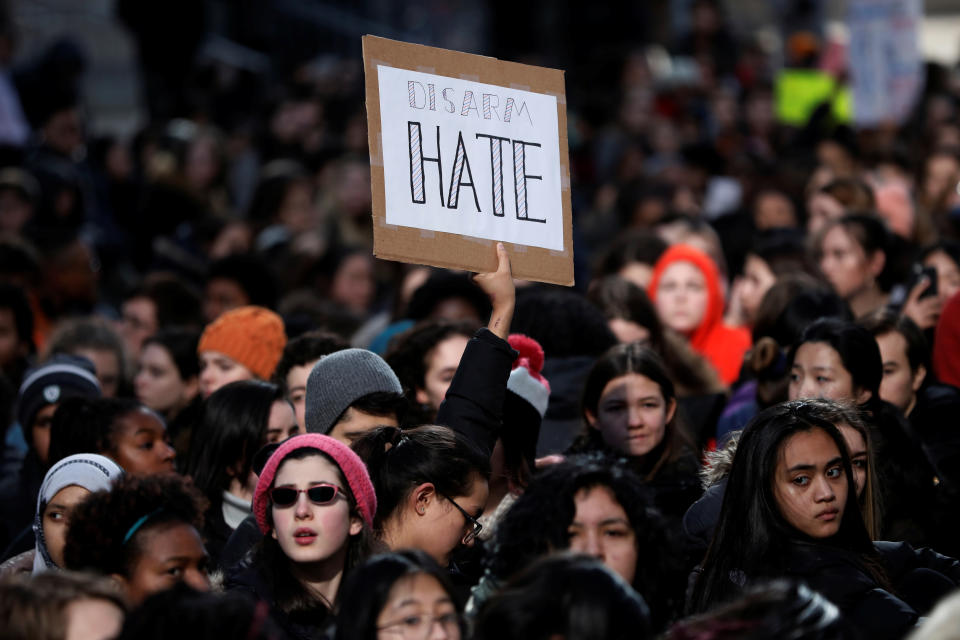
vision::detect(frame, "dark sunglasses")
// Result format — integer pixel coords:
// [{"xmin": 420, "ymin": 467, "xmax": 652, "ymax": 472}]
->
[{"xmin": 270, "ymin": 484, "xmax": 344, "ymax": 508}]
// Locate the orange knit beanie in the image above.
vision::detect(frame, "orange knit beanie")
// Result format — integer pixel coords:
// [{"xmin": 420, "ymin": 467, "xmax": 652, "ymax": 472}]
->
[{"xmin": 197, "ymin": 306, "xmax": 287, "ymax": 380}]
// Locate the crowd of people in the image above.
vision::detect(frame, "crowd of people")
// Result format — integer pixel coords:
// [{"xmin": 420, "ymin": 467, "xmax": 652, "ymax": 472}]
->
[{"xmin": 2, "ymin": 0, "xmax": 960, "ymax": 638}]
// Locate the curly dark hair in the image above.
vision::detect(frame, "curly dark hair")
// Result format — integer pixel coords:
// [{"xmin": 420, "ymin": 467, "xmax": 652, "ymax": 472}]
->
[
  {"xmin": 271, "ymin": 329, "xmax": 348, "ymax": 394},
  {"xmin": 404, "ymin": 272, "xmax": 491, "ymax": 322},
  {"xmin": 48, "ymin": 397, "xmax": 148, "ymax": 466},
  {"xmin": 384, "ymin": 319, "xmax": 478, "ymax": 422},
  {"xmin": 512, "ymin": 286, "xmax": 617, "ymax": 359},
  {"xmin": 63, "ymin": 473, "xmax": 207, "ymax": 578},
  {"xmin": 486, "ymin": 452, "xmax": 683, "ymax": 631}
]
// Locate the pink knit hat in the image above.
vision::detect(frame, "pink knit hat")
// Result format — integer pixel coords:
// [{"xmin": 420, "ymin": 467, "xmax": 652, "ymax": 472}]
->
[{"xmin": 253, "ymin": 433, "xmax": 376, "ymax": 534}]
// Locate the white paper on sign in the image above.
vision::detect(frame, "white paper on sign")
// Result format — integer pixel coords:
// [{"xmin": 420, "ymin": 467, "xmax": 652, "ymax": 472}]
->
[{"xmin": 377, "ymin": 65, "xmax": 564, "ymax": 252}]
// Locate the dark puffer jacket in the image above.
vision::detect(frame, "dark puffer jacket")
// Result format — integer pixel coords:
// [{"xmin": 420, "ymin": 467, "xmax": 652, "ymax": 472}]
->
[{"xmin": 779, "ymin": 540, "xmax": 960, "ymax": 640}]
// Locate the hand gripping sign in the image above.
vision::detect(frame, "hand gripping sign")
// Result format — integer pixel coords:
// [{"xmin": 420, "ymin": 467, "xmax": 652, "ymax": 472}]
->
[{"xmin": 363, "ymin": 35, "xmax": 574, "ymax": 285}]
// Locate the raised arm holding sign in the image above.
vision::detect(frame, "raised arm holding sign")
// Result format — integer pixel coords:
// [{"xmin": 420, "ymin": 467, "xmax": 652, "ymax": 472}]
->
[{"xmin": 474, "ymin": 242, "xmax": 514, "ymax": 341}]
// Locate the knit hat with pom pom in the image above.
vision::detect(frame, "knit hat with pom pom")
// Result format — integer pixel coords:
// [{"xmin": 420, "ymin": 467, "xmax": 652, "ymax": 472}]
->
[
  {"xmin": 502, "ymin": 334, "xmax": 551, "ymax": 473},
  {"xmin": 506, "ymin": 334, "xmax": 551, "ymax": 417}
]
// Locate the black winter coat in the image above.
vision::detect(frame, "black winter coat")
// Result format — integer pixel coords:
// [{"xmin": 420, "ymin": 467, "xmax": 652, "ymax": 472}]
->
[
  {"xmin": 225, "ymin": 557, "xmax": 333, "ymax": 640},
  {"xmin": 866, "ymin": 401, "xmax": 939, "ymax": 547},
  {"xmin": 0, "ymin": 450, "xmax": 43, "ymax": 553},
  {"xmin": 435, "ymin": 327, "xmax": 516, "ymax": 458},
  {"xmin": 781, "ymin": 540, "xmax": 960, "ymax": 640}
]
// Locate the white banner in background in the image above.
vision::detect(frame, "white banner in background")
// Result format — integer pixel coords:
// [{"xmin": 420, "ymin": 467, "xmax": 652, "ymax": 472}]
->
[{"xmin": 848, "ymin": 0, "xmax": 923, "ymax": 127}]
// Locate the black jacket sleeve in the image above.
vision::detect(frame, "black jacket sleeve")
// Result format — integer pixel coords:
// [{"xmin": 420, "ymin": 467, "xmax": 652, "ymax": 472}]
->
[
  {"xmin": 219, "ymin": 514, "xmax": 264, "ymax": 573},
  {"xmin": 435, "ymin": 328, "xmax": 517, "ymax": 458},
  {"xmin": 876, "ymin": 540, "xmax": 960, "ymax": 584},
  {"xmin": 785, "ymin": 544, "xmax": 921, "ymax": 640},
  {"xmin": 682, "ymin": 478, "xmax": 726, "ymax": 554}
]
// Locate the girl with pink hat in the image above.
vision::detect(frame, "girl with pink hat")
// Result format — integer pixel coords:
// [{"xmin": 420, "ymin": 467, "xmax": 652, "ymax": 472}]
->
[{"xmin": 226, "ymin": 433, "xmax": 377, "ymax": 640}]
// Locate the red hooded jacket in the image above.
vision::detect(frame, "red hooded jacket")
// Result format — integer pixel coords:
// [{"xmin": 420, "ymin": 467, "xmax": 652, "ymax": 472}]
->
[{"xmin": 648, "ymin": 244, "xmax": 751, "ymax": 385}]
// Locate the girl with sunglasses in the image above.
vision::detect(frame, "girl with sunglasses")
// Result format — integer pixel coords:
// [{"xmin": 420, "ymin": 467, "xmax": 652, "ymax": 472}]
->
[{"xmin": 226, "ymin": 433, "xmax": 377, "ymax": 640}]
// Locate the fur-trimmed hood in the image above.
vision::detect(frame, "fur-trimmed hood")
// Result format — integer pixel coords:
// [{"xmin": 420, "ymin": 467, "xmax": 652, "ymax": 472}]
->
[{"xmin": 699, "ymin": 433, "xmax": 739, "ymax": 490}]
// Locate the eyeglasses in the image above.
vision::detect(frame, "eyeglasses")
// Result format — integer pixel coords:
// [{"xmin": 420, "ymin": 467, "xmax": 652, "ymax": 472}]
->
[
  {"xmin": 270, "ymin": 484, "xmax": 344, "ymax": 508},
  {"xmin": 377, "ymin": 612, "xmax": 462, "ymax": 638},
  {"xmin": 438, "ymin": 491, "xmax": 482, "ymax": 544}
]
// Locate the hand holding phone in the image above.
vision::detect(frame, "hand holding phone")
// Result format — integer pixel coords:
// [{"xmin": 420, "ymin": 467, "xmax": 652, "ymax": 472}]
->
[{"xmin": 902, "ymin": 264, "xmax": 940, "ymax": 329}]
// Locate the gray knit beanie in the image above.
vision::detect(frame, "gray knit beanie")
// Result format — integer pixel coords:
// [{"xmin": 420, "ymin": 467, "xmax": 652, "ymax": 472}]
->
[{"xmin": 305, "ymin": 348, "xmax": 403, "ymax": 434}]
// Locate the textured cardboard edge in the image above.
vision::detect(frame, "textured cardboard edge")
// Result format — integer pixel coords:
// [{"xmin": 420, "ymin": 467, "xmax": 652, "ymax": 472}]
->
[{"xmin": 362, "ymin": 35, "xmax": 574, "ymax": 286}]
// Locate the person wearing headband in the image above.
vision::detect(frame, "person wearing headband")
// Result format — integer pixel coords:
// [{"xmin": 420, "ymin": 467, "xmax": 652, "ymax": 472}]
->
[{"xmin": 63, "ymin": 473, "xmax": 210, "ymax": 606}]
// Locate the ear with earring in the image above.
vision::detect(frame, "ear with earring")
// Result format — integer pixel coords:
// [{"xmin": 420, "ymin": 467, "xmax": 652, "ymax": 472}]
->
[{"xmin": 413, "ymin": 483, "xmax": 433, "ymax": 516}]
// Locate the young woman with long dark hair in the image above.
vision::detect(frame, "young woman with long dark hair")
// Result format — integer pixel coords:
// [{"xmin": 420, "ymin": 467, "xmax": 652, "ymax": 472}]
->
[
  {"xmin": 134, "ymin": 328, "xmax": 202, "ymax": 458},
  {"xmin": 816, "ymin": 214, "xmax": 891, "ymax": 320},
  {"xmin": 573, "ymin": 342, "xmax": 701, "ymax": 520},
  {"xmin": 184, "ymin": 379, "xmax": 298, "ymax": 568},
  {"xmin": 788, "ymin": 318, "xmax": 940, "ymax": 545},
  {"xmin": 689, "ymin": 400, "xmax": 960, "ymax": 639}
]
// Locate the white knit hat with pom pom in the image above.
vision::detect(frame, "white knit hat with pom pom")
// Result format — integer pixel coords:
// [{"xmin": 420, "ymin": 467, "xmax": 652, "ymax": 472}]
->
[{"xmin": 506, "ymin": 334, "xmax": 551, "ymax": 417}]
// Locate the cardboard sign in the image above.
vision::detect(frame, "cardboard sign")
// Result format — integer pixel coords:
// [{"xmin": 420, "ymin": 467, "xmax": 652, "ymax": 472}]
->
[{"xmin": 363, "ymin": 35, "xmax": 574, "ymax": 285}]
